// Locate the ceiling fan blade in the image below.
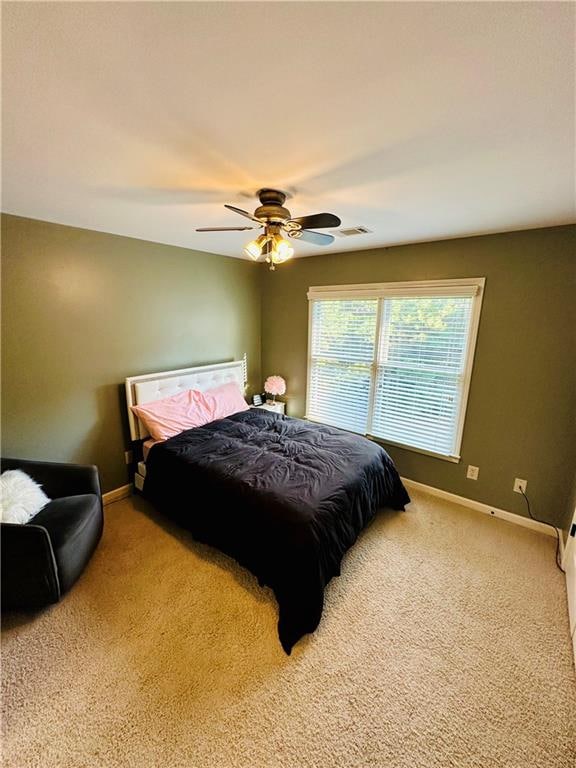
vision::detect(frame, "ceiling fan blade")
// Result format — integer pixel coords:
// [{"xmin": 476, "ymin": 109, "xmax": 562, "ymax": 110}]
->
[
  {"xmin": 290, "ymin": 229, "xmax": 335, "ymax": 246},
  {"xmin": 224, "ymin": 204, "xmax": 263, "ymax": 224},
  {"xmin": 288, "ymin": 213, "xmax": 341, "ymax": 230},
  {"xmin": 196, "ymin": 226, "xmax": 257, "ymax": 232}
]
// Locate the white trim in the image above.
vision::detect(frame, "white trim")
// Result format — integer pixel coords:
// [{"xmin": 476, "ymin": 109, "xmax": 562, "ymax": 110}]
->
[
  {"xmin": 402, "ymin": 477, "xmax": 559, "ymax": 539},
  {"xmin": 305, "ymin": 299, "xmax": 314, "ymax": 423},
  {"xmin": 305, "ymin": 278, "xmax": 485, "ymax": 461},
  {"xmin": 103, "ymin": 484, "xmax": 132, "ymax": 506},
  {"xmin": 241, "ymin": 352, "xmax": 248, "ymax": 385},
  {"xmin": 562, "ymin": 507, "xmax": 576, "ymax": 664},
  {"xmin": 562, "ymin": 506, "xmax": 575, "ymax": 572},
  {"xmin": 308, "ymin": 277, "xmax": 484, "ymax": 301},
  {"xmin": 366, "ymin": 297, "xmax": 384, "ymax": 435},
  {"xmin": 452, "ymin": 282, "xmax": 484, "ymax": 456}
]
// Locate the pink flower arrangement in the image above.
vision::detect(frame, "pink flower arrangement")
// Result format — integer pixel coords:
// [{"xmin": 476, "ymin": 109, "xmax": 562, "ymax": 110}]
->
[{"xmin": 264, "ymin": 375, "xmax": 286, "ymax": 401}]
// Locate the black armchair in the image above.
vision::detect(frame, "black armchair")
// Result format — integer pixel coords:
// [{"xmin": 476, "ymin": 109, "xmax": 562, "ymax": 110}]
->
[{"xmin": 1, "ymin": 458, "xmax": 104, "ymax": 610}]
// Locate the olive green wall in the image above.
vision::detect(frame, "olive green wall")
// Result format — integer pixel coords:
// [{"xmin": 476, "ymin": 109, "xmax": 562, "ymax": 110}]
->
[
  {"xmin": 3, "ymin": 215, "xmax": 574, "ymax": 531},
  {"xmin": 261, "ymin": 225, "xmax": 576, "ymax": 530},
  {"xmin": 1, "ymin": 215, "xmax": 262, "ymax": 492}
]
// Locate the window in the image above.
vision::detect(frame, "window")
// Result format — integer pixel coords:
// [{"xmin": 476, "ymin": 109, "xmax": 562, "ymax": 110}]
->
[{"xmin": 306, "ymin": 279, "xmax": 484, "ymax": 461}]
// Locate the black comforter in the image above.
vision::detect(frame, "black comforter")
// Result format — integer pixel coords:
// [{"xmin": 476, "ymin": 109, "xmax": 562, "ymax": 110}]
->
[{"xmin": 143, "ymin": 409, "xmax": 409, "ymax": 653}]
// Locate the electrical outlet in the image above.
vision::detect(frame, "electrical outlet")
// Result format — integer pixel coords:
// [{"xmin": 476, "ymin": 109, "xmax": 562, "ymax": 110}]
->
[
  {"xmin": 513, "ymin": 478, "xmax": 527, "ymax": 494},
  {"xmin": 466, "ymin": 465, "xmax": 479, "ymax": 480},
  {"xmin": 124, "ymin": 450, "xmax": 133, "ymax": 465}
]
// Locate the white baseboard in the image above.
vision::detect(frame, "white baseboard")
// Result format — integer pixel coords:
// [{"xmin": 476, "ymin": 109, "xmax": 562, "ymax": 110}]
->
[
  {"xmin": 102, "ymin": 477, "xmax": 559, "ymax": 539},
  {"xmin": 102, "ymin": 477, "xmax": 558, "ymax": 540},
  {"xmin": 102, "ymin": 484, "xmax": 133, "ymax": 506},
  {"xmin": 401, "ymin": 477, "xmax": 560, "ymax": 539}
]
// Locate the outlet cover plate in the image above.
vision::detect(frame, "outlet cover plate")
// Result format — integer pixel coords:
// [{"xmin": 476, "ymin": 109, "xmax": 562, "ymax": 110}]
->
[
  {"xmin": 467, "ymin": 465, "xmax": 479, "ymax": 480},
  {"xmin": 513, "ymin": 478, "xmax": 527, "ymax": 494}
]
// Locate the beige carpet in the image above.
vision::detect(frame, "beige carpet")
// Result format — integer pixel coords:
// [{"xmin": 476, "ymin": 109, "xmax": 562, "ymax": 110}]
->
[{"xmin": 2, "ymin": 488, "xmax": 575, "ymax": 768}]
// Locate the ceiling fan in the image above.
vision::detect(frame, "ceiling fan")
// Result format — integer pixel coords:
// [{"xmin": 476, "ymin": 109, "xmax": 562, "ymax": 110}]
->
[{"xmin": 196, "ymin": 188, "xmax": 341, "ymax": 270}]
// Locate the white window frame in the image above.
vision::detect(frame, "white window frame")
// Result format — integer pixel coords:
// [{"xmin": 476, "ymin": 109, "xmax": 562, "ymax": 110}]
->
[{"xmin": 305, "ymin": 278, "xmax": 485, "ymax": 462}]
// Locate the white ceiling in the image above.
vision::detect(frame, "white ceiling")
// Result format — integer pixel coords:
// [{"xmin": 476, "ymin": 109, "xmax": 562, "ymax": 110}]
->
[{"xmin": 2, "ymin": 1, "xmax": 575, "ymax": 259}]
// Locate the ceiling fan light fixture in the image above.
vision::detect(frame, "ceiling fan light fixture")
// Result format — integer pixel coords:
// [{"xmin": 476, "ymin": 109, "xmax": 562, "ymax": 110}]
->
[
  {"xmin": 243, "ymin": 233, "xmax": 269, "ymax": 260},
  {"xmin": 197, "ymin": 188, "xmax": 340, "ymax": 270},
  {"xmin": 270, "ymin": 234, "xmax": 294, "ymax": 263},
  {"xmin": 243, "ymin": 240, "xmax": 260, "ymax": 260}
]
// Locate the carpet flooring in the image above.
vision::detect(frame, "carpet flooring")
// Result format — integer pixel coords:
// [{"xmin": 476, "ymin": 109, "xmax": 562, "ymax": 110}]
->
[{"xmin": 2, "ymin": 488, "xmax": 575, "ymax": 768}]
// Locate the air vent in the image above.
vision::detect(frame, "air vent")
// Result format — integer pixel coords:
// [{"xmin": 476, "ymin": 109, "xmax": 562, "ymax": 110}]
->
[{"xmin": 336, "ymin": 226, "xmax": 372, "ymax": 237}]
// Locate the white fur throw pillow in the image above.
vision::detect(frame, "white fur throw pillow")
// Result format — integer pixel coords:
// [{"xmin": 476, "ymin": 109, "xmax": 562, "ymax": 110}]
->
[{"xmin": 0, "ymin": 470, "xmax": 50, "ymax": 524}]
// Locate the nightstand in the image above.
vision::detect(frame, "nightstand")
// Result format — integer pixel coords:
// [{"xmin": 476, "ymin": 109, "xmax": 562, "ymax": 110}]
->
[{"xmin": 253, "ymin": 401, "xmax": 285, "ymax": 415}]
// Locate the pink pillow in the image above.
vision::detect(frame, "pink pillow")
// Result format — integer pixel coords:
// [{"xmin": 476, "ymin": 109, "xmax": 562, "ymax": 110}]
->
[
  {"xmin": 131, "ymin": 389, "xmax": 215, "ymax": 441},
  {"xmin": 130, "ymin": 382, "xmax": 248, "ymax": 441},
  {"xmin": 203, "ymin": 381, "xmax": 249, "ymax": 421}
]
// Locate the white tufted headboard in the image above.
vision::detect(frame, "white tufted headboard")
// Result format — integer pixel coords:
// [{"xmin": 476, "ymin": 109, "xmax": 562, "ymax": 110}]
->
[{"xmin": 125, "ymin": 358, "xmax": 247, "ymax": 441}]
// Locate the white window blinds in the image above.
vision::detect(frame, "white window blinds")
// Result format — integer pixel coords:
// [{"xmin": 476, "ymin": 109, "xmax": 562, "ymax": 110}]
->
[
  {"xmin": 308, "ymin": 299, "xmax": 378, "ymax": 433},
  {"xmin": 306, "ymin": 280, "xmax": 484, "ymax": 460},
  {"xmin": 371, "ymin": 295, "xmax": 473, "ymax": 456}
]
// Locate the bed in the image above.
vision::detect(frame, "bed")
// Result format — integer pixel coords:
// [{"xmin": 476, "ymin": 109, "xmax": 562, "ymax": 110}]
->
[{"xmin": 126, "ymin": 360, "xmax": 409, "ymax": 653}]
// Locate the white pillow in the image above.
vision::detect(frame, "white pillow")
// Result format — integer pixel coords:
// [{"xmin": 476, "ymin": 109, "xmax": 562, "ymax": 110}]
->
[{"xmin": 0, "ymin": 470, "xmax": 50, "ymax": 524}]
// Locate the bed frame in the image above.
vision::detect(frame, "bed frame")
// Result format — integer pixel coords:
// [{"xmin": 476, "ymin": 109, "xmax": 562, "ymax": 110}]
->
[{"xmin": 125, "ymin": 357, "xmax": 247, "ymax": 490}]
